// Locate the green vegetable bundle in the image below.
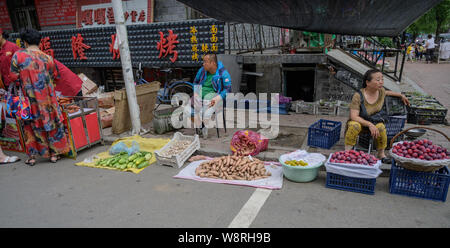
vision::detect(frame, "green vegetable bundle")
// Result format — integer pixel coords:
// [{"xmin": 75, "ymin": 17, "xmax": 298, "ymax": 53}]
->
[{"xmin": 95, "ymin": 151, "xmax": 153, "ymax": 170}]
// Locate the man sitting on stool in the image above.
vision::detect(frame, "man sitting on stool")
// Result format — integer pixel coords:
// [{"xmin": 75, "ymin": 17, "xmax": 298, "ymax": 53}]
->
[{"xmin": 191, "ymin": 53, "xmax": 231, "ymax": 138}]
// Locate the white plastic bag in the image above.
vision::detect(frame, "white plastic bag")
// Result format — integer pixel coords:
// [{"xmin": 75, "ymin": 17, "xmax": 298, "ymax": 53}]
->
[
  {"xmin": 174, "ymin": 160, "xmax": 284, "ymax": 190},
  {"xmin": 279, "ymin": 150, "xmax": 326, "ymax": 168},
  {"xmin": 324, "ymin": 154, "xmax": 382, "ymax": 179}
]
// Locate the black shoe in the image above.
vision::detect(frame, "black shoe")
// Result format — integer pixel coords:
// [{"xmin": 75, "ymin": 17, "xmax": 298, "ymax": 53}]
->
[
  {"xmin": 25, "ymin": 158, "xmax": 36, "ymax": 166},
  {"xmin": 381, "ymin": 157, "xmax": 391, "ymax": 164}
]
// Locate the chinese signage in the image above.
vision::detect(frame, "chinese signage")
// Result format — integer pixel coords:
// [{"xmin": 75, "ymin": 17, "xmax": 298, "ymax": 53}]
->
[
  {"xmin": 0, "ymin": 0, "xmax": 13, "ymax": 30},
  {"xmin": 34, "ymin": 0, "xmax": 77, "ymax": 26},
  {"xmin": 9, "ymin": 19, "xmax": 224, "ymax": 68},
  {"xmin": 71, "ymin": 34, "xmax": 91, "ymax": 60},
  {"xmin": 78, "ymin": 0, "xmax": 153, "ymax": 28},
  {"xmin": 157, "ymin": 30, "xmax": 179, "ymax": 63},
  {"xmin": 39, "ymin": 37, "xmax": 54, "ymax": 58},
  {"xmin": 189, "ymin": 24, "xmax": 220, "ymax": 62}
]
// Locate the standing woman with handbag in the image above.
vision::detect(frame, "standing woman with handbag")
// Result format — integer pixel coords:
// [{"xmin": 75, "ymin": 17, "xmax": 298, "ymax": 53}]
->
[{"xmin": 9, "ymin": 28, "xmax": 70, "ymax": 166}]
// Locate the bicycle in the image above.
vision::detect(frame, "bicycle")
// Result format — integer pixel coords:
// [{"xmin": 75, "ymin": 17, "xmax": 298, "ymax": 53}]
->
[{"xmin": 155, "ymin": 68, "xmax": 193, "ymax": 110}]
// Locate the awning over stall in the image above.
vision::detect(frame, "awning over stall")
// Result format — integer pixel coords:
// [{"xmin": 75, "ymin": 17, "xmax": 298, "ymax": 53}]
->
[{"xmin": 178, "ymin": 0, "xmax": 442, "ymax": 37}]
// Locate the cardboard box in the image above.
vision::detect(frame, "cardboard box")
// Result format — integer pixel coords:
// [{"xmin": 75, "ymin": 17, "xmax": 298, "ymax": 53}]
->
[
  {"xmin": 112, "ymin": 82, "xmax": 160, "ymax": 134},
  {"xmin": 100, "ymin": 107, "xmax": 115, "ymax": 129},
  {"xmin": 78, "ymin": 73, "xmax": 98, "ymax": 95},
  {"xmin": 98, "ymin": 92, "xmax": 115, "ymax": 109}
]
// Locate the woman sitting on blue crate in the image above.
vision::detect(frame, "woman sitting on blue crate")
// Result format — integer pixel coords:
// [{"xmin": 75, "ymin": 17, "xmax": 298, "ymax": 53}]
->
[{"xmin": 345, "ymin": 69, "xmax": 410, "ymax": 164}]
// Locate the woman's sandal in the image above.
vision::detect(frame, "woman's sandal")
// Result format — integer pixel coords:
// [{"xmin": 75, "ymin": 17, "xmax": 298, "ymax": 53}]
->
[
  {"xmin": 50, "ymin": 156, "xmax": 60, "ymax": 163},
  {"xmin": 25, "ymin": 158, "xmax": 36, "ymax": 166}
]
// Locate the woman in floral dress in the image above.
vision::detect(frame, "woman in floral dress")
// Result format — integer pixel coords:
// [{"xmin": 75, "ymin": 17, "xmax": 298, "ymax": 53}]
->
[{"xmin": 9, "ymin": 28, "xmax": 70, "ymax": 166}]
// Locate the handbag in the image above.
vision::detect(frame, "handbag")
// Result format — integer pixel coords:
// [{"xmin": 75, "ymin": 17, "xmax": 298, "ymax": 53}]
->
[
  {"xmin": 357, "ymin": 90, "xmax": 388, "ymax": 124},
  {"xmin": 6, "ymin": 83, "xmax": 32, "ymax": 120}
]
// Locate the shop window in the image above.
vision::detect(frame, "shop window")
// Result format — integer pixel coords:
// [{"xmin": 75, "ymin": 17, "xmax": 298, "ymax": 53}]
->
[{"xmin": 7, "ymin": 0, "xmax": 40, "ymax": 32}]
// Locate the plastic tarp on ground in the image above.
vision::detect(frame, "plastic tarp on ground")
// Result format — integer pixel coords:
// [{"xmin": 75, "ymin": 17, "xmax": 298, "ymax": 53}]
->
[
  {"xmin": 174, "ymin": 159, "xmax": 284, "ymax": 189},
  {"xmin": 179, "ymin": 0, "xmax": 442, "ymax": 37},
  {"xmin": 75, "ymin": 135, "xmax": 170, "ymax": 174}
]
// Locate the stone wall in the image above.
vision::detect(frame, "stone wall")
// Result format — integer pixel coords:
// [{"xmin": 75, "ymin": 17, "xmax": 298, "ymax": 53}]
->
[
  {"xmin": 314, "ymin": 64, "xmax": 355, "ymax": 103},
  {"xmin": 153, "ymin": 0, "xmax": 187, "ymax": 22}
]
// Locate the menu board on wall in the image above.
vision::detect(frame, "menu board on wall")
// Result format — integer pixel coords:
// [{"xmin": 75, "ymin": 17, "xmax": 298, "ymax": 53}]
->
[
  {"xmin": 0, "ymin": 0, "xmax": 13, "ymax": 30},
  {"xmin": 34, "ymin": 0, "xmax": 77, "ymax": 26}
]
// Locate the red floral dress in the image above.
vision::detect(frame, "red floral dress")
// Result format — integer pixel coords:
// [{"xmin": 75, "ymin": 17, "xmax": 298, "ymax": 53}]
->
[{"xmin": 10, "ymin": 49, "xmax": 70, "ymax": 158}]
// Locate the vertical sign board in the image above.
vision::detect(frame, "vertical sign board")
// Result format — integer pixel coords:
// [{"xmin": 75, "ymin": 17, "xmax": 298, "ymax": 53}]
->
[
  {"xmin": 0, "ymin": 0, "xmax": 13, "ymax": 30},
  {"xmin": 77, "ymin": 0, "xmax": 154, "ymax": 28},
  {"xmin": 34, "ymin": 0, "xmax": 77, "ymax": 26}
]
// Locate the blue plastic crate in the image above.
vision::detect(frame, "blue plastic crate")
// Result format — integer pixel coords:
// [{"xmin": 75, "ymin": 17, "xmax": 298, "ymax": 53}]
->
[
  {"xmin": 307, "ymin": 119, "xmax": 341, "ymax": 149},
  {"xmin": 389, "ymin": 160, "xmax": 450, "ymax": 202},
  {"xmin": 326, "ymin": 172, "xmax": 376, "ymax": 195},
  {"xmin": 385, "ymin": 115, "xmax": 407, "ymax": 137}
]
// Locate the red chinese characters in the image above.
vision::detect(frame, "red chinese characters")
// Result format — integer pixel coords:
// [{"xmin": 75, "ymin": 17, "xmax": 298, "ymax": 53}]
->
[
  {"xmin": 94, "ymin": 8, "xmax": 106, "ymax": 25},
  {"xmin": 71, "ymin": 33, "xmax": 91, "ymax": 60},
  {"xmin": 109, "ymin": 33, "xmax": 120, "ymax": 60},
  {"xmin": 138, "ymin": 10, "xmax": 146, "ymax": 22},
  {"xmin": 81, "ymin": 7, "xmax": 146, "ymax": 26},
  {"xmin": 81, "ymin": 9, "xmax": 93, "ymax": 25},
  {"xmin": 107, "ymin": 7, "xmax": 115, "ymax": 24},
  {"xmin": 130, "ymin": 10, "xmax": 138, "ymax": 22},
  {"xmin": 156, "ymin": 30, "xmax": 179, "ymax": 63},
  {"xmin": 39, "ymin": 37, "xmax": 54, "ymax": 58}
]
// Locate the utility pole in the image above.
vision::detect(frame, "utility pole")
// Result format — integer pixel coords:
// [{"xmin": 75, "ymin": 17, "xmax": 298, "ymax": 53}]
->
[{"xmin": 111, "ymin": 0, "xmax": 142, "ymax": 135}]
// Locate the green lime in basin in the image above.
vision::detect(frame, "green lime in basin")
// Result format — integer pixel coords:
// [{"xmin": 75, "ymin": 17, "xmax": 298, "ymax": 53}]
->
[{"xmin": 279, "ymin": 151, "xmax": 326, "ymax": 182}]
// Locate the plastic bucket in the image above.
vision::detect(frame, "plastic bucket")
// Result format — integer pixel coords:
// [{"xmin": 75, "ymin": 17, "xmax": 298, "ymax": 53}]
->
[{"xmin": 280, "ymin": 158, "xmax": 323, "ymax": 182}]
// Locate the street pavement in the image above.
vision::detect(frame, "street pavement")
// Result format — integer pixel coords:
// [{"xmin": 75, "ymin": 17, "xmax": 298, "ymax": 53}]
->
[{"xmin": 0, "ymin": 58, "xmax": 449, "ymax": 228}]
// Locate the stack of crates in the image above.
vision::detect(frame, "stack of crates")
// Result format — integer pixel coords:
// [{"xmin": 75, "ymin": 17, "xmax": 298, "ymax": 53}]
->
[
  {"xmin": 295, "ymin": 101, "xmax": 317, "ymax": 115},
  {"xmin": 402, "ymin": 92, "xmax": 448, "ymax": 125}
]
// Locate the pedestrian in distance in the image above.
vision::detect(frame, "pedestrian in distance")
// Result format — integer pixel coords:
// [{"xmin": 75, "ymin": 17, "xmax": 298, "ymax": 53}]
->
[
  {"xmin": 414, "ymin": 43, "xmax": 420, "ymax": 61},
  {"xmin": 418, "ymin": 43, "xmax": 425, "ymax": 61},
  {"xmin": 406, "ymin": 43, "xmax": 415, "ymax": 62},
  {"xmin": 425, "ymin": 34, "xmax": 436, "ymax": 64},
  {"xmin": 9, "ymin": 28, "xmax": 70, "ymax": 166}
]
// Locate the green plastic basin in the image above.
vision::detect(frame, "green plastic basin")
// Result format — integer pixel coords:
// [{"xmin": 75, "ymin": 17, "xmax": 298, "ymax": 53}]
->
[{"xmin": 280, "ymin": 158, "xmax": 323, "ymax": 183}]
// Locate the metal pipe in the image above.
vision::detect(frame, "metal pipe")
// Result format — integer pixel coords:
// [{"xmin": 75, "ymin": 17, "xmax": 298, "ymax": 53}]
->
[
  {"xmin": 111, "ymin": 0, "xmax": 142, "ymax": 135},
  {"xmin": 394, "ymin": 50, "xmax": 399, "ymax": 78}
]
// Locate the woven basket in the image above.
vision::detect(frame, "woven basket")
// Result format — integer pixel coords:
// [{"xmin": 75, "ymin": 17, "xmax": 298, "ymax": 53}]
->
[{"xmin": 389, "ymin": 126, "xmax": 450, "ymax": 172}]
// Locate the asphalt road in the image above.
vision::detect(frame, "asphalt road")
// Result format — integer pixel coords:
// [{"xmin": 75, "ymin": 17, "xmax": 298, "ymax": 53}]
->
[{"xmin": 0, "ymin": 144, "xmax": 448, "ymax": 228}]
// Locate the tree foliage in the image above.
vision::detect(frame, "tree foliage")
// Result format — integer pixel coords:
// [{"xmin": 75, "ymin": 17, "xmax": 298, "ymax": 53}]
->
[{"xmin": 406, "ymin": 0, "xmax": 450, "ymax": 42}]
